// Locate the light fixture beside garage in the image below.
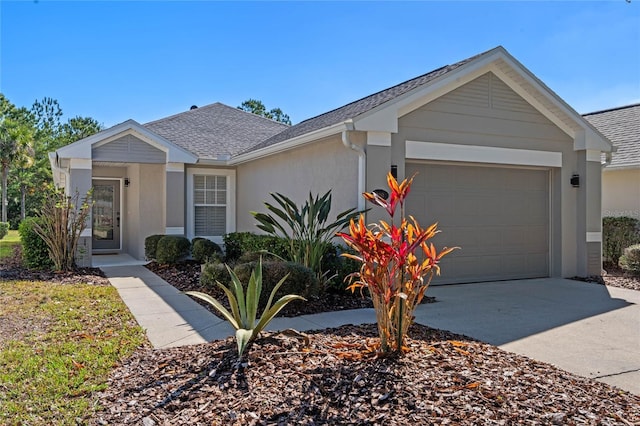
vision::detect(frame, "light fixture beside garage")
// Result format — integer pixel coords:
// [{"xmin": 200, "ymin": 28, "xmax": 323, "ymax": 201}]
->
[
  {"xmin": 124, "ymin": 178, "xmax": 131, "ymax": 187},
  {"xmin": 571, "ymin": 174, "xmax": 580, "ymax": 188},
  {"xmin": 391, "ymin": 165, "xmax": 398, "ymax": 179}
]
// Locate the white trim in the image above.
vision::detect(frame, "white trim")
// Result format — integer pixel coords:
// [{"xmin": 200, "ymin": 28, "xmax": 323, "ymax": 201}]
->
[
  {"xmin": 70, "ymin": 158, "xmax": 92, "ymax": 170},
  {"xmin": 165, "ymin": 227, "xmax": 184, "ymax": 235},
  {"xmin": 56, "ymin": 119, "xmax": 198, "ymax": 164},
  {"xmin": 186, "ymin": 168, "xmax": 236, "ymax": 244},
  {"xmin": 367, "ymin": 131, "xmax": 392, "ymax": 146},
  {"xmin": 586, "ymin": 232, "xmax": 602, "ymax": 243},
  {"xmin": 586, "ymin": 150, "xmax": 602, "ymax": 163},
  {"xmin": 405, "ymin": 141, "xmax": 563, "ymax": 167},
  {"xmin": 166, "ymin": 162, "xmax": 185, "ymax": 173},
  {"xmin": 230, "ymin": 122, "xmax": 348, "ymax": 165},
  {"xmin": 80, "ymin": 228, "xmax": 92, "ymax": 238}
]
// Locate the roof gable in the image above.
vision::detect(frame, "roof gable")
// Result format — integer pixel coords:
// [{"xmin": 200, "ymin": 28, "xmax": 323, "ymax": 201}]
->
[
  {"xmin": 238, "ymin": 46, "xmax": 612, "ymax": 161},
  {"xmin": 584, "ymin": 103, "xmax": 640, "ymax": 169},
  {"xmin": 56, "ymin": 119, "xmax": 197, "ymax": 164}
]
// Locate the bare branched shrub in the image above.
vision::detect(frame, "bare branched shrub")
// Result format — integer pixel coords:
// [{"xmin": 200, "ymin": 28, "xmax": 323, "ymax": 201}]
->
[{"xmin": 33, "ymin": 187, "xmax": 92, "ymax": 271}]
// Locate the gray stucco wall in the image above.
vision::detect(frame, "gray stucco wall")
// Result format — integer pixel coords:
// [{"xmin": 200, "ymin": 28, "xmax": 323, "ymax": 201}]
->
[
  {"xmin": 383, "ymin": 71, "xmax": 586, "ymax": 278},
  {"xmin": 236, "ymin": 135, "xmax": 361, "ymax": 232}
]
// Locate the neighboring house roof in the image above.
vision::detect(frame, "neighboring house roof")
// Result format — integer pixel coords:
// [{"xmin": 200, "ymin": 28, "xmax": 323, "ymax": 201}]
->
[
  {"xmin": 144, "ymin": 102, "xmax": 289, "ymax": 160},
  {"xmin": 584, "ymin": 103, "xmax": 640, "ymax": 169}
]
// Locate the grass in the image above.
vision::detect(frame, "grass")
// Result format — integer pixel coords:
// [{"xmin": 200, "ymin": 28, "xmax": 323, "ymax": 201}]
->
[
  {"xmin": 0, "ymin": 230, "xmax": 20, "ymax": 259},
  {"xmin": 0, "ymin": 280, "xmax": 147, "ymax": 425}
]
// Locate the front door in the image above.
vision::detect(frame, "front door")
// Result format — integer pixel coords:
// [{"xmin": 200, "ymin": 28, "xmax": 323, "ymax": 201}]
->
[{"xmin": 92, "ymin": 179, "xmax": 121, "ymax": 251}]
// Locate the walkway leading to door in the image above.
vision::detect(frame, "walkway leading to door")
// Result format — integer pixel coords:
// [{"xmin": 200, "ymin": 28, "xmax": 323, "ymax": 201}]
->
[{"xmin": 103, "ymin": 265, "xmax": 640, "ymax": 395}]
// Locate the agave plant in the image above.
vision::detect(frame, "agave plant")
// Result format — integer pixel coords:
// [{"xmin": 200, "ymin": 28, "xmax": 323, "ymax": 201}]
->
[
  {"xmin": 252, "ymin": 190, "xmax": 360, "ymax": 284},
  {"xmin": 338, "ymin": 172, "xmax": 458, "ymax": 355},
  {"xmin": 185, "ymin": 258, "xmax": 305, "ymax": 356}
]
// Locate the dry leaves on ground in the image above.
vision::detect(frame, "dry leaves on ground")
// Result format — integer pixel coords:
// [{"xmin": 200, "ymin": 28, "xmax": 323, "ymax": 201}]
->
[{"xmin": 92, "ymin": 324, "xmax": 639, "ymax": 426}]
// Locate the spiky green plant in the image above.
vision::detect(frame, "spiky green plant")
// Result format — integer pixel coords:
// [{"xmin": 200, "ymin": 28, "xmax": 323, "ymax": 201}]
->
[
  {"xmin": 186, "ymin": 258, "xmax": 305, "ymax": 356},
  {"xmin": 252, "ymin": 190, "xmax": 360, "ymax": 284}
]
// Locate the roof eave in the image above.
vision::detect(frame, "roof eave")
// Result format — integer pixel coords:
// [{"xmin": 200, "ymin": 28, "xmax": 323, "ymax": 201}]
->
[
  {"xmin": 229, "ymin": 121, "xmax": 349, "ymax": 165},
  {"xmin": 55, "ymin": 119, "xmax": 199, "ymax": 164}
]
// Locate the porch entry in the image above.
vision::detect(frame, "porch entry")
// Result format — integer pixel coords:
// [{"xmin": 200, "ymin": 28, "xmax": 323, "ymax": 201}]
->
[{"xmin": 92, "ymin": 179, "xmax": 121, "ymax": 251}]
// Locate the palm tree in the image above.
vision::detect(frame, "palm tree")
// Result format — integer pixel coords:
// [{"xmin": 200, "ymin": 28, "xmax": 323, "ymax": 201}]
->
[{"xmin": 0, "ymin": 118, "xmax": 34, "ymax": 223}]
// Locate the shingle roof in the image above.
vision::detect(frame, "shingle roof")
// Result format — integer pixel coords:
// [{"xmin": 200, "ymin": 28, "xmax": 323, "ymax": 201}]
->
[
  {"xmin": 246, "ymin": 51, "xmax": 484, "ymax": 153},
  {"xmin": 584, "ymin": 104, "xmax": 640, "ymax": 169},
  {"xmin": 144, "ymin": 102, "xmax": 289, "ymax": 160}
]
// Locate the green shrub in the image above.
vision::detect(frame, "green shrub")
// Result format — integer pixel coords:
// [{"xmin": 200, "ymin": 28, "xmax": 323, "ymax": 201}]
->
[
  {"xmin": 603, "ymin": 217, "xmax": 640, "ymax": 267},
  {"xmin": 233, "ymin": 260, "xmax": 319, "ymax": 310},
  {"xmin": 619, "ymin": 244, "xmax": 640, "ymax": 275},
  {"xmin": 0, "ymin": 222, "xmax": 8, "ymax": 240},
  {"xmin": 326, "ymin": 244, "xmax": 362, "ymax": 292},
  {"xmin": 223, "ymin": 232, "xmax": 289, "ymax": 263},
  {"xmin": 18, "ymin": 217, "xmax": 53, "ymax": 270},
  {"xmin": 200, "ymin": 260, "xmax": 231, "ymax": 290},
  {"xmin": 192, "ymin": 238, "xmax": 222, "ymax": 264},
  {"xmin": 144, "ymin": 234, "xmax": 165, "ymax": 260},
  {"xmin": 155, "ymin": 235, "xmax": 191, "ymax": 265}
]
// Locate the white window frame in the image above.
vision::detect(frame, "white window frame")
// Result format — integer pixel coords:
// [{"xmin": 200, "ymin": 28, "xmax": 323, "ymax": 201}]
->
[{"xmin": 186, "ymin": 168, "xmax": 236, "ymax": 244}]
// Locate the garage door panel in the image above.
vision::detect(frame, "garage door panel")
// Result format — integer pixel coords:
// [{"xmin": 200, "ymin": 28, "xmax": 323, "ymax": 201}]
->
[{"xmin": 406, "ymin": 162, "xmax": 550, "ymax": 284}]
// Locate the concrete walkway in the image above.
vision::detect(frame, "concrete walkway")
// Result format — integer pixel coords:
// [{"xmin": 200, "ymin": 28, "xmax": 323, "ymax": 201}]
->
[{"xmin": 103, "ymin": 265, "xmax": 639, "ymax": 395}]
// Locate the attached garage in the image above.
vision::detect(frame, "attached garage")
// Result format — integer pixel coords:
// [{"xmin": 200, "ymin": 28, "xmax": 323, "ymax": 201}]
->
[{"xmin": 405, "ymin": 162, "xmax": 550, "ymax": 284}]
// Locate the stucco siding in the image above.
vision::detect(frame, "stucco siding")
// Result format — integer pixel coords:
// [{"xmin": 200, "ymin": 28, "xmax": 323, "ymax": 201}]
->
[
  {"xmin": 389, "ymin": 71, "xmax": 582, "ymax": 278},
  {"xmin": 236, "ymin": 135, "xmax": 360, "ymax": 232},
  {"xmin": 92, "ymin": 134, "xmax": 166, "ymax": 163},
  {"xmin": 602, "ymin": 169, "xmax": 640, "ymax": 219}
]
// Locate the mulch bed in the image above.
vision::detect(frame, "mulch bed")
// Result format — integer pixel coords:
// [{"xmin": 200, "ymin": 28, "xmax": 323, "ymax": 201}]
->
[
  {"xmin": 0, "ymin": 246, "xmax": 110, "ymax": 286},
  {"xmin": 145, "ymin": 261, "xmax": 435, "ymax": 318},
  {"xmin": 91, "ymin": 323, "xmax": 639, "ymax": 425}
]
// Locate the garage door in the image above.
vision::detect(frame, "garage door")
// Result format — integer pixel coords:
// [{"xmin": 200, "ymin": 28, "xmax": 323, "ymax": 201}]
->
[{"xmin": 405, "ymin": 162, "xmax": 549, "ymax": 284}]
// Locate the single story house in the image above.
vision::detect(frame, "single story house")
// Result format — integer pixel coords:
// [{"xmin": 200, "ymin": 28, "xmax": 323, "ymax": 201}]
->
[
  {"xmin": 51, "ymin": 46, "xmax": 612, "ymax": 283},
  {"xmin": 584, "ymin": 103, "xmax": 640, "ymax": 220}
]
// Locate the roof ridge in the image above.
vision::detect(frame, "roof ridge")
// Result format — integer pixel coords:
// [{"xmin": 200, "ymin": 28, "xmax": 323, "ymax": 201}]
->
[
  {"xmin": 583, "ymin": 102, "xmax": 640, "ymax": 117},
  {"xmin": 143, "ymin": 102, "xmax": 226, "ymax": 126}
]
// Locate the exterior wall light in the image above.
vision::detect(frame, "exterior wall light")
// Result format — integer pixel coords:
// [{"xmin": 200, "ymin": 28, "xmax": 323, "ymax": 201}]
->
[
  {"xmin": 570, "ymin": 174, "xmax": 580, "ymax": 188},
  {"xmin": 124, "ymin": 178, "xmax": 131, "ymax": 187}
]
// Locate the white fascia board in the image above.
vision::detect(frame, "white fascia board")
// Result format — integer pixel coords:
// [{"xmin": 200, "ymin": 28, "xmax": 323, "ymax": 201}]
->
[
  {"xmin": 56, "ymin": 119, "xmax": 198, "ymax": 164},
  {"xmin": 229, "ymin": 122, "xmax": 348, "ymax": 165},
  {"xmin": 56, "ymin": 119, "xmax": 140, "ymax": 159},
  {"xmin": 489, "ymin": 52, "xmax": 612, "ymax": 152},
  {"xmin": 406, "ymin": 141, "xmax": 562, "ymax": 168},
  {"xmin": 353, "ymin": 50, "xmax": 504, "ymax": 133}
]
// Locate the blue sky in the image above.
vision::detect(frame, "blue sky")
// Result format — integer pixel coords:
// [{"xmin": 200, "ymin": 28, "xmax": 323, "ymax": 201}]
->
[{"xmin": 1, "ymin": 1, "xmax": 639, "ymax": 127}]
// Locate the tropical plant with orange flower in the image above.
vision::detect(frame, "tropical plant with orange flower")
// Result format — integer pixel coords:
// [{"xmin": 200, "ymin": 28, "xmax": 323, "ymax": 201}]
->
[{"xmin": 338, "ymin": 172, "xmax": 458, "ymax": 355}]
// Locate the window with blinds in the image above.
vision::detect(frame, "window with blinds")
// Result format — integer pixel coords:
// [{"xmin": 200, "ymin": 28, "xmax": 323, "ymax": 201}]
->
[{"xmin": 193, "ymin": 175, "xmax": 226, "ymax": 236}]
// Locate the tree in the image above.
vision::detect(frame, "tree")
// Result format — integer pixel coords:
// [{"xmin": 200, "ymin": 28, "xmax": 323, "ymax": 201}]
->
[
  {"xmin": 0, "ymin": 94, "xmax": 103, "ymax": 226},
  {"xmin": 0, "ymin": 118, "xmax": 34, "ymax": 222},
  {"xmin": 238, "ymin": 99, "xmax": 292, "ymax": 125}
]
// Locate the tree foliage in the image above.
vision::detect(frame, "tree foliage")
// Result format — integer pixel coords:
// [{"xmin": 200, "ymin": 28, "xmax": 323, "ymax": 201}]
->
[
  {"xmin": 0, "ymin": 93, "xmax": 103, "ymax": 227},
  {"xmin": 238, "ymin": 99, "xmax": 292, "ymax": 125}
]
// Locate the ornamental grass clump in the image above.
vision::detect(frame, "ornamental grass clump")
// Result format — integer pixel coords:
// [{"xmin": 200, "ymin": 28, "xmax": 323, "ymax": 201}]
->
[{"xmin": 338, "ymin": 173, "xmax": 458, "ymax": 356}]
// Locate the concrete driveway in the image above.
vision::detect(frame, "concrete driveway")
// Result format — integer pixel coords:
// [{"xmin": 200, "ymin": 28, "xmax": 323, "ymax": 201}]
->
[{"xmin": 413, "ymin": 278, "xmax": 640, "ymax": 395}]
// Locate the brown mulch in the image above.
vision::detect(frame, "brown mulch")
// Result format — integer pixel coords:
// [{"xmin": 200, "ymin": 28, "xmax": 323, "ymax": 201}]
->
[
  {"xmin": 91, "ymin": 323, "xmax": 639, "ymax": 425},
  {"xmin": 145, "ymin": 261, "xmax": 436, "ymax": 318},
  {"xmin": 572, "ymin": 267, "xmax": 640, "ymax": 292},
  {"xmin": 0, "ymin": 245, "xmax": 110, "ymax": 286}
]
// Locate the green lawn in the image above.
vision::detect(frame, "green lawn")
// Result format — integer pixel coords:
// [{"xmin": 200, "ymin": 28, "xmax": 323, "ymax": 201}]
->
[
  {"xmin": 0, "ymin": 229, "xmax": 21, "ymax": 259},
  {"xmin": 0, "ymin": 280, "xmax": 147, "ymax": 425}
]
